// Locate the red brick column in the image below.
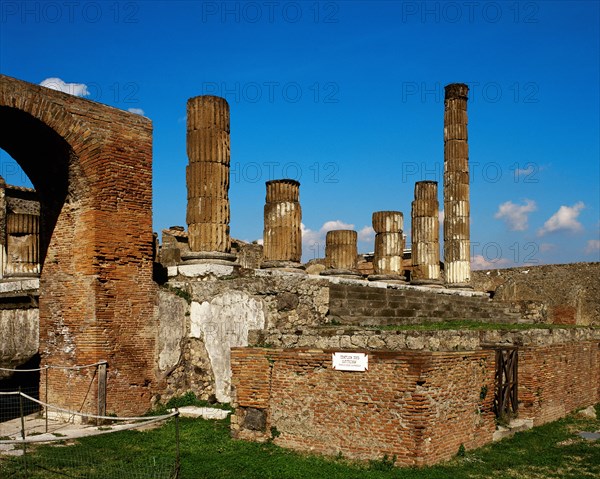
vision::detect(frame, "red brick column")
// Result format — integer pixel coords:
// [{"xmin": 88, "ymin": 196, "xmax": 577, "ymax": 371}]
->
[{"xmin": 0, "ymin": 75, "xmax": 157, "ymax": 416}]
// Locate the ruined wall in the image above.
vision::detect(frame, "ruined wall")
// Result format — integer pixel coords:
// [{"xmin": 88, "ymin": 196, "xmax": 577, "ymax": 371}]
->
[
  {"xmin": 0, "ymin": 278, "xmax": 39, "ymax": 377},
  {"xmin": 157, "ymin": 273, "xmax": 329, "ymax": 404},
  {"xmin": 230, "ymin": 348, "xmax": 496, "ymax": 466},
  {"xmin": 230, "ymin": 339, "xmax": 600, "ymax": 465},
  {"xmin": 0, "ymin": 75, "xmax": 156, "ymax": 416},
  {"xmin": 328, "ymin": 283, "xmax": 520, "ymax": 326},
  {"xmin": 472, "ymin": 263, "xmax": 600, "ymax": 325},
  {"xmin": 519, "ymin": 341, "xmax": 600, "ymax": 426}
]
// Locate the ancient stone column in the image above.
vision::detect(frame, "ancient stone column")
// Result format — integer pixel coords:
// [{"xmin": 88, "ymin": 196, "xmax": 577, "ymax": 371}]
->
[
  {"xmin": 370, "ymin": 211, "xmax": 406, "ymax": 282},
  {"xmin": 185, "ymin": 95, "xmax": 232, "ymax": 258},
  {"xmin": 411, "ymin": 181, "xmax": 442, "ymax": 286},
  {"xmin": 321, "ymin": 230, "xmax": 361, "ymax": 278},
  {"xmin": 443, "ymin": 83, "xmax": 471, "ymax": 287},
  {"xmin": 262, "ymin": 179, "xmax": 303, "ymax": 270}
]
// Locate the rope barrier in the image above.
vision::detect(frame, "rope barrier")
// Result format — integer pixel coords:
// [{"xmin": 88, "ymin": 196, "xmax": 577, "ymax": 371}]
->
[
  {"xmin": 0, "ymin": 361, "xmax": 107, "ymax": 373},
  {"xmin": 0, "ymin": 411, "xmax": 179, "ymax": 444},
  {"xmin": 17, "ymin": 392, "xmax": 175, "ymax": 422}
]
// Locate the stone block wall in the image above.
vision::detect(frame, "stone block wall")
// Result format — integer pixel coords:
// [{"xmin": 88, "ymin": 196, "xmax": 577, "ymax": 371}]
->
[
  {"xmin": 231, "ymin": 348, "xmax": 496, "ymax": 466},
  {"xmin": 472, "ymin": 263, "xmax": 600, "ymax": 326},
  {"xmin": 328, "ymin": 283, "xmax": 521, "ymax": 326}
]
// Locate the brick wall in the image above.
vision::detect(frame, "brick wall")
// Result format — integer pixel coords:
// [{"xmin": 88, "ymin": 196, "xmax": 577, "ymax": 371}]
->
[
  {"xmin": 231, "ymin": 340, "xmax": 600, "ymax": 466},
  {"xmin": 231, "ymin": 348, "xmax": 496, "ymax": 466},
  {"xmin": 519, "ymin": 341, "xmax": 600, "ymax": 425},
  {"xmin": 472, "ymin": 263, "xmax": 600, "ymax": 325},
  {"xmin": 0, "ymin": 75, "xmax": 157, "ymax": 415}
]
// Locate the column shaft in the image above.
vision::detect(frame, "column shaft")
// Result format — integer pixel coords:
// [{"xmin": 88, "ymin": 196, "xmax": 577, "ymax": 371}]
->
[
  {"xmin": 411, "ymin": 181, "xmax": 441, "ymax": 284},
  {"xmin": 186, "ymin": 95, "xmax": 231, "ymax": 253},
  {"xmin": 263, "ymin": 179, "xmax": 302, "ymax": 262},
  {"xmin": 443, "ymin": 83, "xmax": 471, "ymax": 286}
]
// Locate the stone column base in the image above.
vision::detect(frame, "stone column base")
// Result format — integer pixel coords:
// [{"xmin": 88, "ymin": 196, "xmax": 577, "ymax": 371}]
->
[
  {"xmin": 181, "ymin": 251, "xmax": 237, "ymax": 265},
  {"xmin": 445, "ymin": 282, "xmax": 474, "ymax": 290},
  {"xmin": 320, "ymin": 269, "xmax": 363, "ymax": 280},
  {"xmin": 411, "ymin": 278, "xmax": 444, "ymax": 288},
  {"xmin": 260, "ymin": 260, "xmax": 306, "ymax": 274},
  {"xmin": 368, "ymin": 274, "xmax": 406, "ymax": 284}
]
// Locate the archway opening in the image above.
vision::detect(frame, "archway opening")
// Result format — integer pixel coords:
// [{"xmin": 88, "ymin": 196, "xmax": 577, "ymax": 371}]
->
[{"xmin": 0, "ymin": 106, "xmax": 75, "ymax": 272}]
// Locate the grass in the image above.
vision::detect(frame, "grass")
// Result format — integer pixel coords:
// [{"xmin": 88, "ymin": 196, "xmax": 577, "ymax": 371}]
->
[
  {"xmin": 1, "ymin": 405, "xmax": 599, "ymax": 478},
  {"xmin": 377, "ymin": 320, "xmax": 600, "ymax": 331}
]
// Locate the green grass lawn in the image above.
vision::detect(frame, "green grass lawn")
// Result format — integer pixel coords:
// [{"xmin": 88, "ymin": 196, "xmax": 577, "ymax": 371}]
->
[
  {"xmin": 378, "ymin": 321, "xmax": 600, "ymax": 331},
  {"xmin": 1, "ymin": 405, "xmax": 599, "ymax": 478}
]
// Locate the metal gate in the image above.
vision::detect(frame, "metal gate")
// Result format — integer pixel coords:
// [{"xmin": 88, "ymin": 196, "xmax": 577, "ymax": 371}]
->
[{"xmin": 494, "ymin": 347, "xmax": 518, "ymax": 418}]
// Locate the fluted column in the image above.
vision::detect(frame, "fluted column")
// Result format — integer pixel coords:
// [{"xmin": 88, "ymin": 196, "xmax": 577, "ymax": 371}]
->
[
  {"xmin": 411, "ymin": 181, "xmax": 442, "ymax": 285},
  {"xmin": 443, "ymin": 83, "xmax": 471, "ymax": 287},
  {"xmin": 321, "ymin": 230, "xmax": 361, "ymax": 278},
  {"xmin": 262, "ymin": 179, "xmax": 303, "ymax": 269},
  {"xmin": 370, "ymin": 211, "xmax": 406, "ymax": 282},
  {"xmin": 186, "ymin": 95, "xmax": 231, "ymax": 254}
]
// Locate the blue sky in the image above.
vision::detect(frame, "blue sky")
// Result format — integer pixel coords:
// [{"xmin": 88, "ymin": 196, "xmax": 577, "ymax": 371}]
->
[{"xmin": 1, "ymin": 0, "xmax": 599, "ymax": 267}]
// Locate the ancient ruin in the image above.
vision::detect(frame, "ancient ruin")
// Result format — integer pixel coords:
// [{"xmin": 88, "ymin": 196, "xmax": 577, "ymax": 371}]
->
[
  {"xmin": 1, "ymin": 74, "xmax": 599, "ymax": 469},
  {"xmin": 185, "ymin": 95, "xmax": 234, "ymax": 262},
  {"xmin": 411, "ymin": 180, "xmax": 442, "ymax": 285},
  {"xmin": 322, "ymin": 229, "xmax": 360, "ymax": 277},
  {"xmin": 262, "ymin": 179, "xmax": 302, "ymax": 269},
  {"xmin": 371, "ymin": 210, "xmax": 406, "ymax": 282},
  {"xmin": 443, "ymin": 83, "xmax": 471, "ymax": 287}
]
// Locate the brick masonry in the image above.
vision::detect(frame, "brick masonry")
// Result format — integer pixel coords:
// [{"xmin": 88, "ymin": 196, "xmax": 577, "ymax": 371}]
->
[
  {"xmin": 0, "ymin": 75, "xmax": 156, "ymax": 415},
  {"xmin": 231, "ymin": 348, "xmax": 496, "ymax": 466},
  {"xmin": 231, "ymin": 340, "xmax": 600, "ymax": 465}
]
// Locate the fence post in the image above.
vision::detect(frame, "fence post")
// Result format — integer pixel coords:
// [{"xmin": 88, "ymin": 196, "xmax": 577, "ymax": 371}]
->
[
  {"xmin": 19, "ymin": 387, "xmax": 28, "ymax": 476},
  {"xmin": 45, "ymin": 366, "xmax": 49, "ymax": 433},
  {"xmin": 97, "ymin": 362, "xmax": 107, "ymax": 422}
]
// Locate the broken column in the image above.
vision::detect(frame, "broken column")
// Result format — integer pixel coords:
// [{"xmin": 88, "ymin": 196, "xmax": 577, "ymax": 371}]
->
[
  {"xmin": 262, "ymin": 179, "xmax": 304, "ymax": 271},
  {"xmin": 411, "ymin": 181, "xmax": 442, "ymax": 286},
  {"xmin": 321, "ymin": 230, "xmax": 361, "ymax": 278},
  {"xmin": 183, "ymin": 95, "xmax": 236, "ymax": 268},
  {"xmin": 443, "ymin": 83, "xmax": 471, "ymax": 288},
  {"xmin": 370, "ymin": 211, "xmax": 406, "ymax": 282}
]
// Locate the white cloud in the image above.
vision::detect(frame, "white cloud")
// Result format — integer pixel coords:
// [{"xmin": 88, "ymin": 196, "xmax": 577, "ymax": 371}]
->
[
  {"xmin": 357, "ymin": 226, "xmax": 375, "ymax": 242},
  {"xmin": 539, "ymin": 243, "xmax": 556, "ymax": 253},
  {"xmin": 438, "ymin": 210, "xmax": 444, "ymax": 225},
  {"xmin": 584, "ymin": 239, "xmax": 600, "ymax": 255},
  {"xmin": 494, "ymin": 199, "xmax": 537, "ymax": 231},
  {"xmin": 128, "ymin": 107, "xmax": 145, "ymax": 116},
  {"xmin": 40, "ymin": 77, "xmax": 89, "ymax": 97},
  {"xmin": 321, "ymin": 220, "xmax": 354, "ymax": 231},
  {"xmin": 471, "ymin": 254, "xmax": 510, "ymax": 270},
  {"xmin": 537, "ymin": 202, "xmax": 585, "ymax": 236}
]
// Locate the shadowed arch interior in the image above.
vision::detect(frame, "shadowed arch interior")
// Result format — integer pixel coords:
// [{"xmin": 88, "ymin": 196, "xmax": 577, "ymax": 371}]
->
[{"xmin": 0, "ymin": 106, "xmax": 76, "ymax": 269}]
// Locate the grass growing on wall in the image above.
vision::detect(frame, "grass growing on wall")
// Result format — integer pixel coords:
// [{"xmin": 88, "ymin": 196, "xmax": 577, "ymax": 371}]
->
[{"xmin": 1, "ymin": 405, "xmax": 598, "ymax": 478}]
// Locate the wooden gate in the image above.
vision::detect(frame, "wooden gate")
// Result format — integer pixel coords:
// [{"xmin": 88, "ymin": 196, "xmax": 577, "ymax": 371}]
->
[{"xmin": 494, "ymin": 348, "xmax": 518, "ymax": 418}]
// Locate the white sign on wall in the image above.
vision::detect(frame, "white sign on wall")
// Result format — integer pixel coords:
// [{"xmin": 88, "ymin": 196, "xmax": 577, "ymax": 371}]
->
[{"xmin": 332, "ymin": 352, "xmax": 368, "ymax": 372}]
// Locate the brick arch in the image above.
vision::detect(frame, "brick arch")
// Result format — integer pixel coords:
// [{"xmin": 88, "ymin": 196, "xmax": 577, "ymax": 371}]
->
[{"xmin": 0, "ymin": 75, "xmax": 157, "ymax": 415}]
